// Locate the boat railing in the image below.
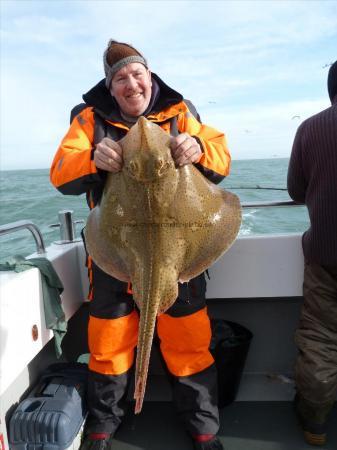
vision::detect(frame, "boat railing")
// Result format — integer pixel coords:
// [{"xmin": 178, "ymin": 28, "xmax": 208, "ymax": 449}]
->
[
  {"xmin": 0, "ymin": 220, "xmax": 46, "ymax": 254},
  {"xmin": 49, "ymin": 210, "xmax": 84, "ymax": 244}
]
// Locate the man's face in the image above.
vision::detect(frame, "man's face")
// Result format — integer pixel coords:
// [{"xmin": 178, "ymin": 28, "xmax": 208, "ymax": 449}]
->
[{"xmin": 110, "ymin": 63, "xmax": 152, "ymax": 117}]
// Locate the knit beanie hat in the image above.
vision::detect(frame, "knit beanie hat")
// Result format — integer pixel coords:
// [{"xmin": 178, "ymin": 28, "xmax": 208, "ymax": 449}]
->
[
  {"xmin": 103, "ymin": 39, "xmax": 148, "ymax": 89},
  {"xmin": 327, "ymin": 60, "xmax": 337, "ymax": 102}
]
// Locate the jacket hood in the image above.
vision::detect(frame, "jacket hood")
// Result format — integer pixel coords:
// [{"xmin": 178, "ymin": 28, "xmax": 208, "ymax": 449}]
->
[{"xmin": 82, "ymin": 73, "xmax": 183, "ymax": 121}]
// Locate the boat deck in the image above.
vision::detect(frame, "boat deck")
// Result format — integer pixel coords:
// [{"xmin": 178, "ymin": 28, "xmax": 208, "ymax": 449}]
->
[
  {"xmin": 113, "ymin": 401, "xmax": 337, "ymax": 450},
  {"xmin": 4, "ymin": 301, "xmax": 336, "ymax": 450},
  {"xmin": 64, "ymin": 304, "xmax": 337, "ymax": 450}
]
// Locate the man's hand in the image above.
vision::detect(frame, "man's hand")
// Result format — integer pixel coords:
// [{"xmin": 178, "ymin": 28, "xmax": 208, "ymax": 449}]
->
[
  {"xmin": 170, "ymin": 133, "xmax": 202, "ymax": 167},
  {"xmin": 94, "ymin": 137, "xmax": 123, "ymax": 173}
]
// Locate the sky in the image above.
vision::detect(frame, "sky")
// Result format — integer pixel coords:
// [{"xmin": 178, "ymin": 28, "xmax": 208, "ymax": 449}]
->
[{"xmin": 1, "ymin": 0, "xmax": 336, "ymax": 170}]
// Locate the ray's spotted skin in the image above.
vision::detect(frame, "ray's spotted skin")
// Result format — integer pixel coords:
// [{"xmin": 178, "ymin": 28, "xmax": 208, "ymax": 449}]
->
[{"xmin": 85, "ymin": 117, "xmax": 241, "ymax": 413}]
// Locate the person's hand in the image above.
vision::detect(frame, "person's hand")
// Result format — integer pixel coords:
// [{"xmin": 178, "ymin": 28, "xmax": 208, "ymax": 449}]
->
[
  {"xmin": 170, "ymin": 133, "xmax": 202, "ymax": 167},
  {"xmin": 94, "ymin": 137, "xmax": 123, "ymax": 173}
]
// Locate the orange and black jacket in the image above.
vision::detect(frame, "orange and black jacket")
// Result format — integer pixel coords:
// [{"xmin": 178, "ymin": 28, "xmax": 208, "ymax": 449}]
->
[{"xmin": 50, "ymin": 73, "xmax": 231, "ymax": 209}]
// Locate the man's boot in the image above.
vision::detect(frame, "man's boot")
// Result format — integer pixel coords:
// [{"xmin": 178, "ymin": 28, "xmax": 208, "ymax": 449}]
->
[
  {"xmin": 192, "ymin": 434, "xmax": 224, "ymax": 450},
  {"xmin": 294, "ymin": 394, "xmax": 332, "ymax": 446},
  {"xmin": 79, "ymin": 433, "xmax": 114, "ymax": 450}
]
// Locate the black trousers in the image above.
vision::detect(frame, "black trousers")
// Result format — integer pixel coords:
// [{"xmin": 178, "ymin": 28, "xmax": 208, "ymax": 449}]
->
[{"xmin": 85, "ymin": 263, "xmax": 219, "ymax": 436}]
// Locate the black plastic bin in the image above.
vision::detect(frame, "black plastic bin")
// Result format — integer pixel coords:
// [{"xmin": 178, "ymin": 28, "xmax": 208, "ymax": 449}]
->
[{"xmin": 210, "ymin": 319, "xmax": 253, "ymax": 408}]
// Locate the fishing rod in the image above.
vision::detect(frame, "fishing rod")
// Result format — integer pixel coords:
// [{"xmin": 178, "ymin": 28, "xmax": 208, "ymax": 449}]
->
[
  {"xmin": 223, "ymin": 185, "xmax": 303, "ymax": 207},
  {"xmin": 226, "ymin": 185, "xmax": 287, "ymax": 191},
  {"xmin": 242, "ymin": 200, "xmax": 297, "ymax": 208}
]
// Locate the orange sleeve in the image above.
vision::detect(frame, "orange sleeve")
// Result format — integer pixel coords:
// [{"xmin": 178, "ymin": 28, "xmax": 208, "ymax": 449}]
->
[
  {"xmin": 177, "ymin": 107, "xmax": 231, "ymax": 182},
  {"xmin": 50, "ymin": 107, "xmax": 102, "ymax": 195}
]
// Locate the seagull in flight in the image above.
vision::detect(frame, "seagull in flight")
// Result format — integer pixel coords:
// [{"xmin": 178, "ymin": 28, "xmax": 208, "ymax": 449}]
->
[{"xmin": 322, "ymin": 62, "xmax": 334, "ymax": 68}]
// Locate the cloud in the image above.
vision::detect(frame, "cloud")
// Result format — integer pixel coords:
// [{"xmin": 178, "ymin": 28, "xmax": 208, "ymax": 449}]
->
[{"xmin": 1, "ymin": 0, "xmax": 336, "ymax": 169}]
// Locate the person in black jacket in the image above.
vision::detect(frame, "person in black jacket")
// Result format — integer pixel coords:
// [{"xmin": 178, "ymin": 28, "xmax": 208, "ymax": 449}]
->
[{"xmin": 287, "ymin": 61, "xmax": 337, "ymax": 446}]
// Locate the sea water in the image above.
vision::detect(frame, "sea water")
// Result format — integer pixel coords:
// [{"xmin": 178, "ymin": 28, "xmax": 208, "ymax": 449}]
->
[{"xmin": 0, "ymin": 158, "xmax": 309, "ymax": 261}]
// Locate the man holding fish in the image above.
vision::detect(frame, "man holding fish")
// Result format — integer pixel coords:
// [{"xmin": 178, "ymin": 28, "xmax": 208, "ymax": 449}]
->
[{"xmin": 51, "ymin": 39, "xmax": 236, "ymax": 450}]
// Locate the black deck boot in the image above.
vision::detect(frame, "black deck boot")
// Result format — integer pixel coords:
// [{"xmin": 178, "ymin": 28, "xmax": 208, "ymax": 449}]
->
[
  {"xmin": 192, "ymin": 435, "xmax": 224, "ymax": 450},
  {"xmin": 294, "ymin": 394, "xmax": 330, "ymax": 446}
]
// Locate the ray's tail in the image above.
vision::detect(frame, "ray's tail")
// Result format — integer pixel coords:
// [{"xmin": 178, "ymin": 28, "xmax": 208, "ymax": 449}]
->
[{"xmin": 134, "ymin": 287, "xmax": 160, "ymax": 414}]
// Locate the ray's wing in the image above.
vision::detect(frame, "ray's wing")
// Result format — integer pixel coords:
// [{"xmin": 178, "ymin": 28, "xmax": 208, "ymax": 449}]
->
[
  {"xmin": 172, "ymin": 165, "xmax": 242, "ymax": 282},
  {"xmin": 84, "ymin": 172, "xmax": 139, "ymax": 282},
  {"xmin": 85, "ymin": 205, "xmax": 131, "ymax": 281}
]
